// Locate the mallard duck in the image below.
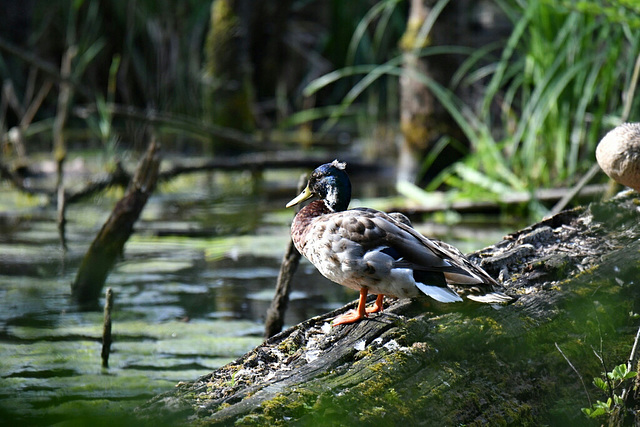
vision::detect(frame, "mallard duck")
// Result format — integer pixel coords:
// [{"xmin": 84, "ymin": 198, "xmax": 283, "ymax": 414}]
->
[{"xmin": 286, "ymin": 160, "xmax": 512, "ymax": 325}]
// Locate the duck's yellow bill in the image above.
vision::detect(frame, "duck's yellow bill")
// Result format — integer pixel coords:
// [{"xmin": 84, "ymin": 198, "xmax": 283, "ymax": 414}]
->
[{"xmin": 286, "ymin": 185, "xmax": 313, "ymax": 208}]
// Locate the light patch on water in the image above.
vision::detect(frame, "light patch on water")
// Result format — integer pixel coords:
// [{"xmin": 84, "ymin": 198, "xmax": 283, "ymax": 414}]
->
[
  {"xmin": 116, "ymin": 260, "xmax": 195, "ymax": 274},
  {"xmin": 204, "ymin": 267, "xmax": 279, "ymax": 280},
  {"xmin": 146, "ymin": 282, "xmax": 211, "ymax": 294},
  {"xmin": 247, "ymin": 290, "xmax": 309, "ymax": 301}
]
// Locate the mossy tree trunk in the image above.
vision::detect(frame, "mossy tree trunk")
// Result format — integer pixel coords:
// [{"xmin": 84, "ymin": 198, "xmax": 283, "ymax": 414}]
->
[
  {"xmin": 203, "ymin": 0, "xmax": 255, "ymax": 151},
  {"xmin": 137, "ymin": 191, "xmax": 640, "ymax": 426},
  {"xmin": 397, "ymin": 0, "xmax": 463, "ymax": 184}
]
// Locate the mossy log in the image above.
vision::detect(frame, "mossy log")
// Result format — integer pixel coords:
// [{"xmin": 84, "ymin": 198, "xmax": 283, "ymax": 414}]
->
[
  {"xmin": 71, "ymin": 140, "xmax": 160, "ymax": 305},
  {"xmin": 137, "ymin": 191, "xmax": 640, "ymax": 425}
]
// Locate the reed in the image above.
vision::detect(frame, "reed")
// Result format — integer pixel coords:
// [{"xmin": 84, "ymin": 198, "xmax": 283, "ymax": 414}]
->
[
  {"xmin": 300, "ymin": 0, "xmax": 640, "ymax": 216},
  {"xmin": 430, "ymin": 0, "xmax": 640, "ymax": 199}
]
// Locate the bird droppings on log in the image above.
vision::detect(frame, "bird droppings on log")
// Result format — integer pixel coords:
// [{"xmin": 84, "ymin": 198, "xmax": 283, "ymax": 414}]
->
[{"xmin": 136, "ymin": 190, "xmax": 640, "ymax": 426}]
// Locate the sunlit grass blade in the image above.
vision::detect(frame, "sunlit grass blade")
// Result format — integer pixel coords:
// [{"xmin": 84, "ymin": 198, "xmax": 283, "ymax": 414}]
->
[
  {"xmin": 346, "ymin": 0, "xmax": 402, "ymax": 65},
  {"xmin": 480, "ymin": 3, "xmax": 532, "ymax": 118},
  {"xmin": 452, "ymin": 163, "xmax": 513, "ymax": 195}
]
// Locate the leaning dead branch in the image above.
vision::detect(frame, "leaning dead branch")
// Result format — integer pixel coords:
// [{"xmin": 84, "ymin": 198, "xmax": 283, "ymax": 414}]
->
[{"xmin": 71, "ymin": 138, "xmax": 161, "ymax": 305}]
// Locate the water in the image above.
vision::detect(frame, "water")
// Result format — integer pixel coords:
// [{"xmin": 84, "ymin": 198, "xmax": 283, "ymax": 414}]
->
[{"xmin": 0, "ymin": 165, "xmax": 511, "ymax": 425}]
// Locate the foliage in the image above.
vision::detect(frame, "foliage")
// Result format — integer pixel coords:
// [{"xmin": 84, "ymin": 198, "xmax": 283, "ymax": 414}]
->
[
  {"xmin": 582, "ymin": 363, "xmax": 637, "ymax": 418},
  {"xmin": 300, "ymin": 0, "xmax": 640, "ymax": 214},
  {"xmin": 446, "ymin": 0, "xmax": 640, "ymax": 187},
  {"xmin": 2, "ymin": 0, "xmax": 412, "ymax": 154},
  {"xmin": 423, "ymin": 0, "xmax": 640, "ymax": 204},
  {"xmin": 283, "ymin": 0, "xmax": 407, "ymax": 136},
  {"xmin": 3, "ymin": 0, "xmax": 640, "ymax": 208},
  {"xmin": 0, "ymin": 0, "xmax": 214, "ymax": 156}
]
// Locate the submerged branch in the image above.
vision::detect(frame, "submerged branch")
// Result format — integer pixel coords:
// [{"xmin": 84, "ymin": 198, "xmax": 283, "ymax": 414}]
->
[
  {"xmin": 101, "ymin": 288, "xmax": 114, "ymax": 369},
  {"xmin": 54, "ymin": 46, "xmax": 76, "ymax": 251}
]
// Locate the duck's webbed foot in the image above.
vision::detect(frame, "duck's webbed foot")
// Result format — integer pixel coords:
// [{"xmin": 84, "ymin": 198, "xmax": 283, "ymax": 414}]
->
[
  {"xmin": 333, "ymin": 291, "xmax": 386, "ymax": 326},
  {"xmin": 332, "ymin": 288, "xmax": 369, "ymax": 326},
  {"xmin": 365, "ymin": 294, "xmax": 385, "ymax": 314},
  {"xmin": 332, "ymin": 310, "xmax": 367, "ymax": 326}
]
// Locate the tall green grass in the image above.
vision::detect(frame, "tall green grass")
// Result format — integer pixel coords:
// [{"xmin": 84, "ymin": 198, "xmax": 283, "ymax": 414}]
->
[
  {"xmin": 298, "ymin": 0, "xmax": 640, "ymax": 205},
  {"xmin": 440, "ymin": 0, "xmax": 640, "ymax": 196},
  {"xmin": 282, "ymin": 0, "xmax": 407, "ymax": 136}
]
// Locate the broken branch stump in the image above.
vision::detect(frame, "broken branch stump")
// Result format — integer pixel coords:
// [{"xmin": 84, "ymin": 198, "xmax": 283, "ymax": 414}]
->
[{"xmin": 264, "ymin": 173, "xmax": 306, "ymax": 338}]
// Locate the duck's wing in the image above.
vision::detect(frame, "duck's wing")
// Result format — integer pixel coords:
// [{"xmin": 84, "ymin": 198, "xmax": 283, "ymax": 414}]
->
[
  {"xmin": 349, "ymin": 208, "xmax": 483, "ymax": 280},
  {"xmin": 349, "ymin": 208, "xmax": 512, "ymax": 303},
  {"xmin": 345, "ymin": 208, "xmax": 454, "ymax": 272}
]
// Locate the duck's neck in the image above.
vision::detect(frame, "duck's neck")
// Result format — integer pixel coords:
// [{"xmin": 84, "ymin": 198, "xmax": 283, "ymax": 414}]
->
[{"xmin": 291, "ymin": 200, "xmax": 332, "ymax": 251}]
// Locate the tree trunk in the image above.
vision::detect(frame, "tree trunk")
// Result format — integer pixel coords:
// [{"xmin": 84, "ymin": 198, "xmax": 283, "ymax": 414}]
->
[
  {"xmin": 398, "ymin": 0, "xmax": 436, "ymax": 184},
  {"xmin": 398, "ymin": 0, "xmax": 512, "ymax": 184},
  {"xmin": 136, "ymin": 190, "xmax": 640, "ymax": 426},
  {"xmin": 203, "ymin": 0, "xmax": 255, "ymax": 151}
]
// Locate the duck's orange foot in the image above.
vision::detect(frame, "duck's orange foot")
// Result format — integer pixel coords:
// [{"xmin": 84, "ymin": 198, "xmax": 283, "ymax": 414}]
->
[
  {"xmin": 332, "ymin": 310, "xmax": 367, "ymax": 326},
  {"xmin": 333, "ymin": 294, "xmax": 386, "ymax": 326},
  {"xmin": 365, "ymin": 294, "xmax": 385, "ymax": 314}
]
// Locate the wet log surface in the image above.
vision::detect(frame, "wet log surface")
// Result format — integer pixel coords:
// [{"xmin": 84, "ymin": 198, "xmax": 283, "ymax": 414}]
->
[{"xmin": 137, "ymin": 190, "xmax": 640, "ymax": 425}]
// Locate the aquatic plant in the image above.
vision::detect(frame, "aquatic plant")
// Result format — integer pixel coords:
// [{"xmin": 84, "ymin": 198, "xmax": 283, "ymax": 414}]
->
[
  {"xmin": 582, "ymin": 363, "xmax": 637, "ymax": 419},
  {"xmin": 433, "ymin": 0, "xmax": 640, "ymax": 194}
]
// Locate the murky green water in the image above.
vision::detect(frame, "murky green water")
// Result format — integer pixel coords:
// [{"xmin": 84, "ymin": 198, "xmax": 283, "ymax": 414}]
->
[{"xmin": 0, "ymin": 165, "xmax": 510, "ymax": 425}]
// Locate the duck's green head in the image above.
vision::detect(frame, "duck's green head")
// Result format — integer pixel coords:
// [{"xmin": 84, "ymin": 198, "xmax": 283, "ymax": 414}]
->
[{"xmin": 286, "ymin": 160, "xmax": 352, "ymax": 212}]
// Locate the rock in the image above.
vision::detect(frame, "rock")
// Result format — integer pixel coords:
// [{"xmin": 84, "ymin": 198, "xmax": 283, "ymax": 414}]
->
[{"xmin": 596, "ymin": 122, "xmax": 640, "ymax": 192}]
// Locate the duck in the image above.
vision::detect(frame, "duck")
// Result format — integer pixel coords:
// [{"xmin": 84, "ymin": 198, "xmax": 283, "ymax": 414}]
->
[{"xmin": 286, "ymin": 160, "xmax": 512, "ymax": 326}]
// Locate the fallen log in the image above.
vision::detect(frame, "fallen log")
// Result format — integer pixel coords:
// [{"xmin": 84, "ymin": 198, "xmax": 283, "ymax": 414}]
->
[
  {"xmin": 0, "ymin": 152, "xmax": 383, "ymax": 206},
  {"xmin": 395, "ymin": 180, "xmax": 608, "ymax": 215},
  {"xmin": 137, "ymin": 190, "xmax": 640, "ymax": 425}
]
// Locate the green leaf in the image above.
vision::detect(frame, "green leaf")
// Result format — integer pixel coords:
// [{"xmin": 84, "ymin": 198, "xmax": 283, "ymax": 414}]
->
[
  {"xmin": 588, "ymin": 407, "xmax": 607, "ymax": 418},
  {"xmin": 583, "ymin": 399, "xmax": 612, "ymax": 418},
  {"xmin": 593, "ymin": 377, "xmax": 608, "ymax": 391},
  {"xmin": 610, "ymin": 364, "xmax": 630, "ymax": 380}
]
